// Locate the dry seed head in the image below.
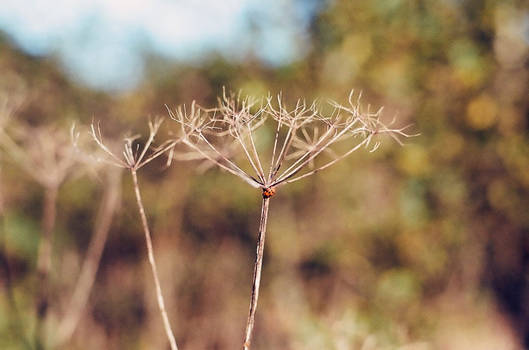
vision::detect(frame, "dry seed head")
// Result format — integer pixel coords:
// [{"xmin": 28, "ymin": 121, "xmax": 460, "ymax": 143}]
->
[
  {"xmin": 1, "ymin": 120, "xmax": 88, "ymax": 189},
  {"xmin": 87, "ymin": 117, "xmax": 177, "ymax": 171},
  {"xmin": 170, "ymin": 90, "xmax": 416, "ymax": 195}
]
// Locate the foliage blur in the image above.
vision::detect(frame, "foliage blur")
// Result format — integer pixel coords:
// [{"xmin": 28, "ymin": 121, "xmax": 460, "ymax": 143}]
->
[{"xmin": 1, "ymin": 0, "xmax": 529, "ymax": 349}]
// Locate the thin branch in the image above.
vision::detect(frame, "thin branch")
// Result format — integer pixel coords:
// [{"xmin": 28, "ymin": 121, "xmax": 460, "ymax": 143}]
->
[
  {"xmin": 89, "ymin": 123, "xmax": 128, "ymax": 168},
  {"xmin": 246, "ymin": 124, "xmax": 266, "ymax": 182},
  {"xmin": 243, "ymin": 197, "xmax": 270, "ymax": 350},
  {"xmin": 267, "ymin": 105, "xmax": 283, "ymax": 182},
  {"xmin": 131, "ymin": 170, "xmax": 178, "ymax": 350},
  {"xmin": 270, "ymin": 124, "xmax": 295, "ymax": 179},
  {"xmin": 273, "ymin": 122, "xmax": 339, "ymax": 184},
  {"xmin": 233, "ymin": 126, "xmax": 265, "ymax": 183},
  {"xmin": 137, "ymin": 139, "xmax": 178, "ymax": 169},
  {"xmin": 193, "ymin": 136, "xmax": 262, "ymax": 187},
  {"xmin": 274, "ymin": 135, "xmax": 373, "ymax": 186}
]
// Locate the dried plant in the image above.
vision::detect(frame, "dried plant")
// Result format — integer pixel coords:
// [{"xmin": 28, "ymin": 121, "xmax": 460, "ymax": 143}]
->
[
  {"xmin": 169, "ymin": 90, "xmax": 415, "ymax": 349},
  {"xmin": 0, "ymin": 116, "xmax": 90, "ymax": 348},
  {"xmin": 87, "ymin": 118, "xmax": 179, "ymax": 350}
]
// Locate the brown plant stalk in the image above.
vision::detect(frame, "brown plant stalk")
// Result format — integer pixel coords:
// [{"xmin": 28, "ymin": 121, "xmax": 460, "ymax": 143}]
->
[
  {"xmin": 131, "ymin": 168, "xmax": 178, "ymax": 350},
  {"xmin": 243, "ymin": 196, "xmax": 269, "ymax": 350}
]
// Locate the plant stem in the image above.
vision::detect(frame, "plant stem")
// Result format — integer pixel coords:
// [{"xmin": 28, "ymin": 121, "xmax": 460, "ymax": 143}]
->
[
  {"xmin": 243, "ymin": 197, "xmax": 270, "ymax": 350},
  {"xmin": 56, "ymin": 169, "xmax": 121, "ymax": 346},
  {"xmin": 131, "ymin": 169, "xmax": 178, "ymax": 350},
  {"xmin": 35, "ymin": 185, "xmax": 58, "ymax": 349}
]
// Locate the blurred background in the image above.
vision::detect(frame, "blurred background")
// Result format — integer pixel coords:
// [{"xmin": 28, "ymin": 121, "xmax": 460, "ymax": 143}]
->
[{"xmin": 1, "ymin": 0, "xmax": 528, "ymax": 349}]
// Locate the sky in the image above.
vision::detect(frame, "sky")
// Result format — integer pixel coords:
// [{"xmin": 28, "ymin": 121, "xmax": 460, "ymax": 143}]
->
[{"xmin": 0, "ymin": 0, "xmax": 322, "ymax": 92}]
